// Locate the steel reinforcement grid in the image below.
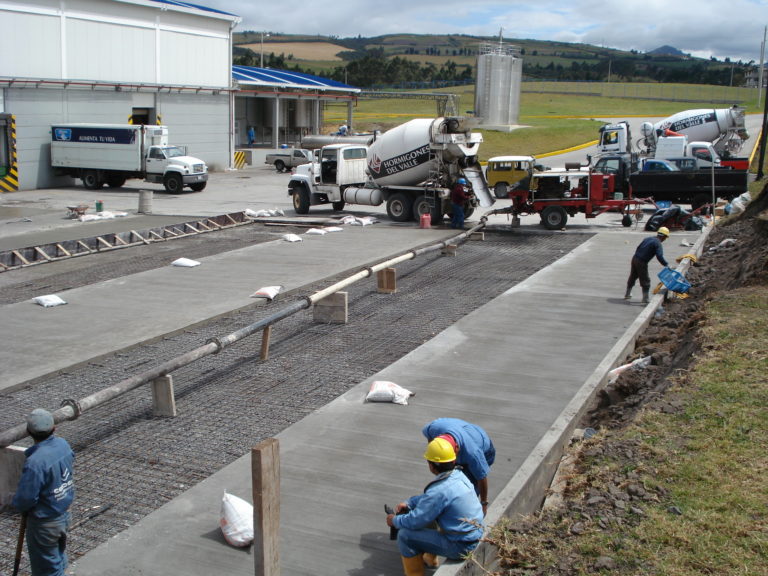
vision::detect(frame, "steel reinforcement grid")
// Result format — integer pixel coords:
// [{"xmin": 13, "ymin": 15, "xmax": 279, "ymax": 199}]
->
[{"xmin": 0, "ymin": 229, "xmax": 590, "ymax": 574}]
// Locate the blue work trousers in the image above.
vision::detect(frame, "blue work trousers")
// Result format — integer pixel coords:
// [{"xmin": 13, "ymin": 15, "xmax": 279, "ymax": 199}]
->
[
  {"xmin": 26, "ymin": 512, "xmax": 70, "ymax": 576},
  {"xmin": 397, "ymin": 527, "xmax": 479, "ymax": 561},
  {"xmin": 451, "ymin": 203, "xmax": 465, "ymax": 229}
]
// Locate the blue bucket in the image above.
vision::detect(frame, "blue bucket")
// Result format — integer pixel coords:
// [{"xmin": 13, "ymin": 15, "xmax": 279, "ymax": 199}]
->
[
  {"xmin": 656, "ymin": 200, "xmax": 672, "ymax": 209},
  {"xmin": 658, "ymin": 268, "xmax": 690, "ymax": 293}
]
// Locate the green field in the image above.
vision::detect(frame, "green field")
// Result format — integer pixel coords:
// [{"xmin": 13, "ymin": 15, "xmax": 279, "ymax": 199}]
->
[{"xmin": 322, "ymin": 83, "xmax": 764, "ymax": 163}]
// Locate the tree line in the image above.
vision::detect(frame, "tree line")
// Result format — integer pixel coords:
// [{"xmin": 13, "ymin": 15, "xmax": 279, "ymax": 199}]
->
[{"xmin": 233, "ymin": 47, "xmax": 752, "ymax": 89}]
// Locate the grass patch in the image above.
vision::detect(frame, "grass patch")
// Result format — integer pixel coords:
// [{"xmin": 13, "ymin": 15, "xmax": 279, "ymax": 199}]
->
[{"xmin": 487, "ymin": 285, "xmax": 768, "ymax": 575}]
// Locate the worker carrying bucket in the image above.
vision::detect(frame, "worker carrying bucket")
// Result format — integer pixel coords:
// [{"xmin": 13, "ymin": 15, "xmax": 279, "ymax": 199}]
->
[{"xmin": 625, "ymin": 227, "xmax": 670, "ymax": 304}]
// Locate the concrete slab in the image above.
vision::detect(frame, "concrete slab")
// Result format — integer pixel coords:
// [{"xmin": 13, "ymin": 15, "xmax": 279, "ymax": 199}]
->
[
  {"xmin": 0, "ymin": 225, "xmax": 458, "ymax": 391},
  {"xmin": 71, "ymin": 228, "xmax": 705, "ymax": 576}
]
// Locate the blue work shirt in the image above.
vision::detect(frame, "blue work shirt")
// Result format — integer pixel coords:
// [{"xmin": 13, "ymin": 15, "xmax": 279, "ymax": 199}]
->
[
  {"xmin": 13, "ymin": 436, "xmax": 75, "ymax": 519},
  {"xmin": 394, "ymin": 469, "xmax": 484, "ymax": 542},
  {"xmin": 633, "ymin": 236, "xmax": 669, "ymax": 267},
  {"xmin": 422, "ymin": 418, "xmax": 495, "ymax": 485}
]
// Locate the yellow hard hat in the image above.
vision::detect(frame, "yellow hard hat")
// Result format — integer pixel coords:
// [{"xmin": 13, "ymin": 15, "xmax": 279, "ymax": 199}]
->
[
  {"xmin": 657, "ymin": 227, "xmax": 670, "ymax": 237},
  {"xmin": 424, "ymin": 437, "xmax": 457, "ymax": 463}
]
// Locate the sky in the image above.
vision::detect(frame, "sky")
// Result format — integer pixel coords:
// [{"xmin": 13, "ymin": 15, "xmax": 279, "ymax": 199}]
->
[{"xmin": 199, "ymin": 0, "xmax": 768, "ymax": 64}]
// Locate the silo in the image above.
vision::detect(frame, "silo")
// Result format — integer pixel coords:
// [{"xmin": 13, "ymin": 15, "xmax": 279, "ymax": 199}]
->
[{"xmin": 474, "ymin": 43, "xmax": 522, "ymax": 131}]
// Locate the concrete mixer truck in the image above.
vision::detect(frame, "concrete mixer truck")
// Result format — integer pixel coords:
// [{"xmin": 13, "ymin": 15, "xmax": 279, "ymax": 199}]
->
[{"xmin": 287, "ymin": 117, "xmax": 495, "ymax": 224}]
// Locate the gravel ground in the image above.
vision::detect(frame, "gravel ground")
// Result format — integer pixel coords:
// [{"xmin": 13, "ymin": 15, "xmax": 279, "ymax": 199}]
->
[{"xmin": 0, "ymin": 225, "xmax": 591, "ymax": 575}]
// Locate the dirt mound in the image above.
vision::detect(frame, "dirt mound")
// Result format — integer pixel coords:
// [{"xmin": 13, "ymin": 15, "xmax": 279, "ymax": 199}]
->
[
  {"xmin": 490, "ymin": 184, "xmax": 768, "ymax": 575},
  {"xmin": 587, "ymin": 184, "xmax": 768, "ymax": 429}
]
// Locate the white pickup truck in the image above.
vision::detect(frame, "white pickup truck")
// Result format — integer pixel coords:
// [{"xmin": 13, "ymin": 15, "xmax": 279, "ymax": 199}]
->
[{"xmin": 264, "ymin": 148, "xmax": 312, "ymax": 172}]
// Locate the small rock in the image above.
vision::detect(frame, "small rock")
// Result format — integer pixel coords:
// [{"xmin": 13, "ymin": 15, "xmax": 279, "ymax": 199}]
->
[
  {"xmin": 594, "ymin": 556, "xmax": 617, "ymax": 570},
  {"xmin": 570, "ymin": 522, "xmax": 586, "ymax": 535},
  {"xmin": 668, "ymin": 505, "xmax": 683, "ymax": 515},
  {"xmin": 614, "ymin": 499, "xmax": 627, "ymax": 510}
]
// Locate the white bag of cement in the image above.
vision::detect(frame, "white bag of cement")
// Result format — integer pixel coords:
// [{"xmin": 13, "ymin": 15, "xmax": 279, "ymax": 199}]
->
[
  {"xmin": 32, "ymin": 294, "xmax": 67, "ymax": 307},
  {"xmin": 323, "ymin": 226, "xmax": 344, "ymax": 233},
  {"xmin": 305, "ymin": 228, "xmax": 327, "ymax": 235},
  {"xmin": 250, "ymin": 285, "xmax": 282, "ymax": 300},
  {"xmin": 365, "ymin": 380, "xmax": 414, "ymax": 405},
  {"xmin": 171, "ymin": 257, "xmax": 201, "ymax": 267},
  {"xmin": 220, "ymin": 492, "xmax": 253, "ymax": 547},
  {"xmin": 282, "ymin": 234, "xmax": 303, "ymax": 242}
]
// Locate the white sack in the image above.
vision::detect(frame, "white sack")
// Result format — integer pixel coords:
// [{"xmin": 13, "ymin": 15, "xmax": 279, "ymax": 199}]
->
[
  {"xmin": 171, "ymin": 257, "xmax": 201, "ymax": 267},
  {"xmin": 33, "ymin": 294, "xmax": 67, "ymax": 307},
  {"xmin": 219, "ymin": 492, "xmax": 253, "ymax": 547},
  {"xmin": 365, "ymin": 380, "xmax": 414, "ymax": 405},
  {"xmin": 250, "ymin": 285, "xmax": 282, "ymax": 300}
]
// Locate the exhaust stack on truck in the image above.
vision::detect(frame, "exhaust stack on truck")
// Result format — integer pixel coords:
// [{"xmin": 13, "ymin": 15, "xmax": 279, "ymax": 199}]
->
[{"xmin": 51, "ymin": 124, "xmax": 208, "ymax": 193}]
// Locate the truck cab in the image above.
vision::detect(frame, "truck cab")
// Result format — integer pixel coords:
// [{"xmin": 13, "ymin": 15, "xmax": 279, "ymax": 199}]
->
[{"xmin": 288, "ymin": 144, "xmax": 368, "ymax": 213}]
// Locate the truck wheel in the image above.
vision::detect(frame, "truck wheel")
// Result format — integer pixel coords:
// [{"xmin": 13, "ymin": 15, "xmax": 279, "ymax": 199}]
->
[
  {"xmin": 189, "ymin": 182, "xmax": 207, "ymax": 192},
  {"xmin": 82, "ymin": 170, "xmax": 103, "ymax": 190},
  {"xmin": 274, "ymin": 160, "xmax": 286, "ymax": 172},
  {"xmin": 105, "ymin": 174, "xmax": 126, "ymax": 188},
  {"xmin": 621, "ymin": 214, "xmax": 633, "ymax": 227},
  {"xmin": 292, "ymin": 185, "xmax": 310, "ymax": 214},
  {"xmin": 386, "ymin": 192, "xmax": 413, "ymax": 222},
  {"xmin": 464, "ymin": 206, "xmax": 475, "ymax": 219},
  {"xmin": 412, "ymin": 196, "xmax": 433, "ymax": 222},
  {"xmin": 540, "ymin": 205, "xmax": 568, "ymax": 230},
  {"xmin": 331, "ymin": 200, "xmax": 345, "ymax": 211},
  {"xmin": 494, "ymin": 182, "xmax": 508, "ymax": 198},
  {"xmin": 164, "ymin": 173, "xmax": 183, "ymax": 194}
]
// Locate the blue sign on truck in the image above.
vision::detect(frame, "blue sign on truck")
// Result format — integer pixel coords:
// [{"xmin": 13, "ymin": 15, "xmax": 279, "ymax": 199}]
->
[{"xmin": 52, "ymin": 126, "xmax": 136, "ymax": 145}]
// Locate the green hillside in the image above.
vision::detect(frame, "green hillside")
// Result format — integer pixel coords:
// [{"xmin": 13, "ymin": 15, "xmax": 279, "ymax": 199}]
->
[{"xmin": 233, "ymin": 32, "xmax": 754, "ymax": 87}]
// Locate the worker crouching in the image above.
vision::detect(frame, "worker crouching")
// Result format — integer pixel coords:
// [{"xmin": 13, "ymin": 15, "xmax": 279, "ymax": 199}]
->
[
  {"xmin": 386, "ymin": 438, "xmax": 484, "ymax": 575},
  {"xmin": 625, "ymin": 226, "xmax": 670, "ymax": 304}
]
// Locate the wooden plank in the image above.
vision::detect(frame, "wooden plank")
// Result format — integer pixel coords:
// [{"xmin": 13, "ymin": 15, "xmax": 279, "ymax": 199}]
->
[
  {"xmin": 11, "ymin": 250, "xmax": 30, "ymax": 265},
  {"xmin": 34, "ymin": 246, "xmax": 52, "ymax": 261},
  {"xmin": 252, "ymin": 439, "xmax": 280, "ymax": 576},
  {"xmin": 97, "ymin": 236, "xmax": 113, "ymax": 249},
  {"xmin": 260, "ymin": 326, "xmax": 272, "ymax": 361},
  {"xmin": 130, "ymin": 230, "xmax": 150, "ymax": 245},
  {"xmin": 55, "ymin": 243, "xmax": 72, "ymax": 257}
]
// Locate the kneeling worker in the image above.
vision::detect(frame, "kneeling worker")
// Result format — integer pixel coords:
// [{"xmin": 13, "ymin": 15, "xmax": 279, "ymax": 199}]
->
[
  {"xmin": 386, "ymin": 438, "xmax": 484, "ymax": 575},
  {"xmin": 422, "ymin": 418, "xmax": 495, "ymax": 515}
]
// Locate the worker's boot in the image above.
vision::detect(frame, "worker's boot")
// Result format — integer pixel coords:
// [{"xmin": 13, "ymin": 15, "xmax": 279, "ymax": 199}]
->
[
  {"xmin": 641, "ymin": 288, "xmax": 650, "ymax": 304},
  {"xmin": 401, "ymin": 555, "xmax": 426, "ymax": 576},
  {"xmin": 624, "ymin": 288, "xmax": 632, "ymax": 300},
  {"xmin": 422, "ymin": 552, "xmax": 440, "ymax": 568}
]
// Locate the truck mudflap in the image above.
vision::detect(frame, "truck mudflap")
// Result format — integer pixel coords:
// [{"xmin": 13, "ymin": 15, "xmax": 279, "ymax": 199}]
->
[{"xmin": 463, "ymin": 164, "xmax": 495, "ymax": 208}]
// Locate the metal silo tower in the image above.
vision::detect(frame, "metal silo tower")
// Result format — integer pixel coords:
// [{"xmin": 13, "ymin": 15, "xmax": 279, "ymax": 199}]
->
[{"xmin": 474, "ymin": 41, "xmax": 522, "ymax": 131}]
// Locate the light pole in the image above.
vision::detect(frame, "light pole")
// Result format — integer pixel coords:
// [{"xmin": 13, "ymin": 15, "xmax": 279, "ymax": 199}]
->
[{"xmin": 260, "ymin": 31, "xmax": 270, "ymax": 68}]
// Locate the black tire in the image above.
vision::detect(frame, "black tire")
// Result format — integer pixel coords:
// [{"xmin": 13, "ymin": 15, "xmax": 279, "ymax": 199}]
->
[
  {"xmin": 189, "ymin": 182, "xmax": 206, "ymax": 192},
  {"xmin": 105, "ymin": 174, "xmax": 126, "ymax": 188},
  {"xmin": 386, "ymin": 192, "xmax": 413, "ymax": 222},
  {"xmin": 164, "ymin": 173, "xmax": 184, "ymax": 194},
  {"xmin": 292, "ymin": 185, "xmax": 310, "ymax": 214},
  {"xmin": 274, "ymin": 160, "xmax": 286, "ymax": 172},
  {"xmin": 494, "ymin": 182, "xmax": 509, "ymax": 198},
  {"xmin": 621, "ymin": 214, "xmax": 633, "ymax": 227},
  {"xmin": 82, "ymin": 170, "xmax": 103, "ymax": 190},
  {"xmin": 464, "ymin": 205, "xmax": 475, "ymax": 219},
  {"xmin": 540, "ymin": 205, "xmax": 568, "ymax": 230},
  {"xmin": 412, "ymin": 196, "xmax": 432, "ymax": 222},
  {"xmin": 331, "ymin": 200, "xmax": 345, "ymax": 211}
]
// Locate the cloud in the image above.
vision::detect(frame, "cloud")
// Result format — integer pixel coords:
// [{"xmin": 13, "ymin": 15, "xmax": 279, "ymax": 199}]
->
[{"xmin": 201, "ymin": 0, "xmax": 767, "ymax": 63}]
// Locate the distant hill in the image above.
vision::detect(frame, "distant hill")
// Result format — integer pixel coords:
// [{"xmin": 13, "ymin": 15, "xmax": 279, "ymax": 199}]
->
[
  {"xmin": 232, "ymin": 32, "xmax": 747, "ymax": 88},
  {"xmin": 647, "ymin": 45, "xmax": 687, "ymax": 57}
]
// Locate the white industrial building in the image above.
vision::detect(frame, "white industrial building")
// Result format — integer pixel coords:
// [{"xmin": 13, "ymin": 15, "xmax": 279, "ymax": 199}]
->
[{"xmin": 0, "ymin": 0, "xmax": 359, "ymax": 192}]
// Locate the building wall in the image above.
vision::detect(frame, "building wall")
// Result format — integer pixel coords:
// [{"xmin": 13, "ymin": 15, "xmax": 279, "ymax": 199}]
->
[
  {"xmin": 0, "ymin": 0, "xmax": 233, "ymax": 88},
  {"xmin": 0, "ymin": 0, "xmax": 235, "ymax": 190}
]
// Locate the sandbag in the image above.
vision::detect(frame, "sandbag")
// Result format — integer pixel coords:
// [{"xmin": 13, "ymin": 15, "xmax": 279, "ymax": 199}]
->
[{"xmin": 220, "ymin": 492, "xmax": 253, "ymax": 547}]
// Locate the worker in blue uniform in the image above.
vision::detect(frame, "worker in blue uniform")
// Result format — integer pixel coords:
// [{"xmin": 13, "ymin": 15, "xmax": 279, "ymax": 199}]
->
[
  {"xmin": 625, "ymin": 226, "xmax": 670, "ymax": 304},
  {"xmin": 386, "ymin": 437, "xmax": 484, "ymax": 576},
  {"xmin": 13, "ymin": 409, "xmax": 75, "ymax": 576},
  {"xmin": 422, "ymin": 418, "xmax": 495, "ymax": 515}
]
